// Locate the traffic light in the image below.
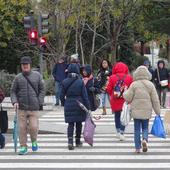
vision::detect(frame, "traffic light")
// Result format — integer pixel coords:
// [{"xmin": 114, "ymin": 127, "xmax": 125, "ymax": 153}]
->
[
  {"xmin": 24, "ymin": 16, "xmax": 34, "ymax": 30},
  {"xmin": 39, "ymin": 37, "xmax": 47, "ymax": 51},
  {"xmin": 29, "ymin": 30, "xmax": 38, "ymax": 46},
  {"xmin": 38, "ymin": 14, "xmax": 49, "ymax": 35}
]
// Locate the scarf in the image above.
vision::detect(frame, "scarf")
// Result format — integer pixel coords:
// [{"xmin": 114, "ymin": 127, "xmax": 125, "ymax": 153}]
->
[{"xmin": 83, "ymin": 74, "xmax": 93, "ymax": 85}]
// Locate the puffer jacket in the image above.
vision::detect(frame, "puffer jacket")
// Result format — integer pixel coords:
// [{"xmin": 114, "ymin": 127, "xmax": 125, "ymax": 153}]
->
[
  {"xmin": 10, "ymin": 71, "xmax": 45, "ymax": 111},
  {"xmin": 123, "ymin": 66, "xmax": 160, "ymax": 119},
  {"xmin": 60, "ymin": 64, "xmax": 90, "ymax": 123},
  {"xmin": 106, "ymin": 62, "xmax": 133, "ymax": 112}
]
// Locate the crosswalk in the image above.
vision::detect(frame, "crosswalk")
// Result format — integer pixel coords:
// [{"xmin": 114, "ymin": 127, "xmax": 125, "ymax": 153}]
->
[
  {"xmin": 1, "ymin": 108, "xmax": 170, "ymax": 169},
  {"xmin": 1, "ymin": 133, "xmax": 170, "ymax": 169}
]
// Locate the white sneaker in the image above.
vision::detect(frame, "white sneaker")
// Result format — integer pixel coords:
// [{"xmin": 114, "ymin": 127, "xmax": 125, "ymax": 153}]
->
[
  {"xmin": 116, "ymin": 132, "xmax": 120, "ymax": 139},
  {"xmin": 119, "ymin": 134, "xmax": 125, "ymax": 141}
]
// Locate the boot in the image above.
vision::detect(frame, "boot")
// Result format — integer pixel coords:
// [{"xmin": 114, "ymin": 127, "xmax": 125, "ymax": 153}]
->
[
  {"xmin": 102, "ymin": 107, "xmax": 107, "ymax": 115},
  {"xmin": 68, "ymin": 137, "xmax": 74, "ymax": 150},
  {"xmin": 75, "ymin": 138, "xmax": 83, "ymax": 147}
]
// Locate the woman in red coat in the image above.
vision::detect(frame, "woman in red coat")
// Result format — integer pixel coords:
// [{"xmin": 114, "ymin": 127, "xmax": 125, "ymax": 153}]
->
[{"xmin": 106, "ymin": 62, "xmax": 133, "ymax": 141}]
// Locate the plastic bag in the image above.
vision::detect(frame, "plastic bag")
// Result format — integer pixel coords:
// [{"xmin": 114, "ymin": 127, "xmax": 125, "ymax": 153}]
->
[
  {"xmin": 83, "ymin": 114, "xmax": 96, "ymax": 146},
  {"xmin": 151, "ymin": 115, "xmax": 166, "ymax": 138},
  {"xmin": 120, "ymin": 102, "xmax": 131, "ymax": 126}
]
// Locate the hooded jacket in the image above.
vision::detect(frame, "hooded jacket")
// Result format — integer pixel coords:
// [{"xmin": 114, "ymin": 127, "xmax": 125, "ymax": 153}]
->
[
  {"xmin": 82, "ymin": 65, "xmax": 100, "ymax": 111},
  {"xmin": 124, "ymin": 66, "xmax": 160, "ymax": 119},
  {"xmin": 154, "ymin": 60, "xmax": 169, "ymax": 88},
  {"xmin": 60, "ymin": 64, "xmax": 90, "ymax": 123},
  {"xmin": 106, "ymin": 62, "xmax": 133, "ymax": 112}
]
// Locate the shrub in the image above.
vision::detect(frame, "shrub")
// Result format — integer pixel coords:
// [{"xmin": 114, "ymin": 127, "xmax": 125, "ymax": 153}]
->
[{"xmin": 0, "ymin": 70, "xmax": 15, "ymax": 97}]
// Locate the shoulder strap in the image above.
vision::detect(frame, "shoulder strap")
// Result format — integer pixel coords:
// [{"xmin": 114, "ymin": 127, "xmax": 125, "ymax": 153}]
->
[
  {"xmin": 64, "ymin": 78, "xmax": 77, "ymax": 94},
  {"xmin": 22, "ymin": 74, "xmax": 38, "ymax": 97},
  {"xmin": 157, "ymin": 67, "xmax": 161, "ymax": 83}
]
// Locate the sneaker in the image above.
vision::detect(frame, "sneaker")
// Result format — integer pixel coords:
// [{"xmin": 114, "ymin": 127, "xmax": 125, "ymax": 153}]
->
[
  {"xmin": 116, "ymin": 132, "xmax": 120, "ymax": 139},
  {"xmin": 119, "ymin": 134, "xmax": 125, "ymax": 141},
  {"xmin": 135, "ymin": 149, "xmax": 141, "ymax": 154},
  {"xmin": 55, "ymin": 102, "xmax": 59, "ymax": 106},
  {"xmin": 142, "ymin": 140, "xmax": 148, "ymax": 152},
  {"xmin": 68, "ymin": 144, "xmax": 74, "ymax": 150},
  {"xmin": 18, "ymin": 146, "xmax": 28, "ymax": 155},
  {"xmin": 32, "ymin": 141, "xmax": 38, "ymax": 152}
]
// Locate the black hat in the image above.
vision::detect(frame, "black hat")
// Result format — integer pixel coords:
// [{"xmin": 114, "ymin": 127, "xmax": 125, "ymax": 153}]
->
[{"xmin": 20, "ymin": 56, "xmax": 32, "ymax": 64}]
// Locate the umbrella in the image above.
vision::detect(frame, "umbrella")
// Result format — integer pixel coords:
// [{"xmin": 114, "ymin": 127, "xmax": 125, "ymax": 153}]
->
[{"xmin": 13, "ymin": 109, "xmax": 18, "ymax": 153}]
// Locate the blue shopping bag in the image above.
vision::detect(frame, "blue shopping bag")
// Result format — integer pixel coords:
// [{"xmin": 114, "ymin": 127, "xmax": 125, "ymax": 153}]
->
[{"xmin": 151, "ymin": 115, "xmax": 166, "ymax": 138}]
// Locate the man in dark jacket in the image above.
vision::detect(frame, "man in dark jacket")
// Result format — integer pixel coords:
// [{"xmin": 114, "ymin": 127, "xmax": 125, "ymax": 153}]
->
[
  {"xmin": 52, "ymin": 57, "xmax": 68, "ymax": 106},
  {"xmin": 0, "ymin": 88, "xmax": 5, "ymax": 149},
  {"xmin": 11, "ymin": 56, "xmax": 45, "ymax": 155},
  {"xmin": 154, "ymin": 60, "xmax": 169, "ymax": 108},
  {"xmin": 60, "ymin": 64, "xmax": 90, "ymax": 150}
]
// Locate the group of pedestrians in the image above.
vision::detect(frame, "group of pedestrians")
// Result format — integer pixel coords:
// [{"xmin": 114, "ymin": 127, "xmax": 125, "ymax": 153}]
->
[{"xmin": 0, "ymin": 54, "xmax": 169, "ymax": 155}]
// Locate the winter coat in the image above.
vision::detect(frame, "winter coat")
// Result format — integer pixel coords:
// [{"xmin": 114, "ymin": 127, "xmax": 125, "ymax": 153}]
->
[
  {"xmin": 106, "ymin": 62, "xmax": 133, "ymax": 112},
  {"xmin": 0, "ymin": 88, "xmax": 5, "ymax": 103},
  {"xmin": 10, "ymin": 71, "xmax": 45, "ymax": 111},
  {"xmin": 83, "ymin": 65, "xmax": 100, "ymax": 111},
  {"xmin": 154, "ymin": 60, "xmax": 169, "ymax": 89},
  {"xmin": 123, "ymin": 66, "xmax": 160, "ymax": 119},
  {"xmin": 97, "ymin": 67, "xmax": 112, "ymax": 90},
  {"xmin": 52, "ymin": 62, "xmax": 68, "ymax": 82},
  {"xmin": 60, "ymin": 64, "xmax": 90, "ymax": 123}
]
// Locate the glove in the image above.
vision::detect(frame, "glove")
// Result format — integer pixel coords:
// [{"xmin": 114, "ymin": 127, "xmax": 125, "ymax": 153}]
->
[{"xmin": 89, "ymin": 87, "xmax": 95, "ymax": 92}]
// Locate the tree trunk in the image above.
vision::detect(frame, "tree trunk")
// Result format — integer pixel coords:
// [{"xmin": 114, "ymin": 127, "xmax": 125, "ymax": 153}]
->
[{"xmin": 167, "ymin": 38, "xmax": 170, "ymax": 62}]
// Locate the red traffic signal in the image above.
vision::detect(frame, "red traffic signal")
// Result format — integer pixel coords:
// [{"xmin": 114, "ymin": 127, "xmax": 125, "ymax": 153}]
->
[
  {"xmin": 28, "ymin": 30, "xmax": 38, "ymax": 46},
  {"xmin": 29, "ymin": 30, "xmax": 38, "ymax": 39},
  {"xmin": 40, "ymin": 37, "xmax": 46, "ymax": 44}
]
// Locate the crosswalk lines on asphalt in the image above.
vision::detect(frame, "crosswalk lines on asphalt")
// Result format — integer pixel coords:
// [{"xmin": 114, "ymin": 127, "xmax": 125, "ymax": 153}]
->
[{"xmin": 1, "ymin": 133, "xmax": 170, "ymax": 169}]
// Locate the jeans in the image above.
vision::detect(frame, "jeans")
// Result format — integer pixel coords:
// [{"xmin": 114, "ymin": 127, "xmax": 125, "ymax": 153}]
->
[
  {"xmin": 101, "ymin": 92, "xmax": 110, "ymax": 107},
  {"xmin": 157, "ymin": 87, "xmax": 168, "ymax": 107},
  {"xmin": 55, "ymin": 81, "xmax": 62, "ymax": 104},
  {"xmin": 134, "ymin": 119, "xmax": 149, "ymax": 149},
  {"xmin": 67, "ymin": 122, "xmax": 82, "ymax": 144},
  {"xmin": 114, "ymin": 111, "xmax": 125, "ymax": 134}
]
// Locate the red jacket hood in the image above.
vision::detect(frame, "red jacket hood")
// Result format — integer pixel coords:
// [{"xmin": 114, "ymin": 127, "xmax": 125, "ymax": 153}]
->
[{"xmin": 112, "ymin": 62, "xmax": 129, "ymax": 74}]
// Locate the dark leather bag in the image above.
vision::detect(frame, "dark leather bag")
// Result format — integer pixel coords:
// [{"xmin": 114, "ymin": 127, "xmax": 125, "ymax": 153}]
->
[{"xmin": 0, "ymin": 106, "xmax": 8, "ymax": 133}]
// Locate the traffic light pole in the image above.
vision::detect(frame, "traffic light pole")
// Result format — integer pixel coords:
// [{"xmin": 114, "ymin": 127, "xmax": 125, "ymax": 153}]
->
[{"xmin": 38, "ymin": 14, "xmax": 43, "ymax": 75}]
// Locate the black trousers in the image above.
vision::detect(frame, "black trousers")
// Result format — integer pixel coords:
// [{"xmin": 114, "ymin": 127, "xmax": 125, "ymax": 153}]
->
[{"xmin": 67, "ymin": 122, "xmax": 82, "ymax": 144}]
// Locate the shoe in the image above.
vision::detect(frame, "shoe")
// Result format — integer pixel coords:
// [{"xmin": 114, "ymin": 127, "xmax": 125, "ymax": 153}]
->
[
  {"xmin": 32, "ymin": 141, "xmax": 38, "ymax": 152},
  {"xmin": 119, "ymin": 134, "xmax": 125, "ymax": 141},
  {"xmin": 18, "ymin": 146, "xmax": 28, "ymax": 155},
  {"xmin": 68, "ymin": 144, "xmax": 74, "ymax": 150},
  {"xmin": 102, "ymin": 107, "xmax": 107, "ymax": 115},
  {"xmin": 76, "ymin": 141, "xmax": 83, "ymax": 147},
  {"xmin": 116, "ymin": 132, "xmax": 120, "ymax": 139},
  {"xmin": 55, "ymin": 103, "xmax": 59, "ymax": 106},
  {"xmin": 135, "ymin": 149, "xmax": 141, "ymax": 153},
  {"xmin": 142, "ymin": 140, "xmax": 148, "ymax": 152}
]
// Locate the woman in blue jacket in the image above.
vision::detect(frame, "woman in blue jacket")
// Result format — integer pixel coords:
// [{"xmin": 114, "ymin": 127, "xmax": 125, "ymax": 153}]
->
[
  {"xmin": 82, "ymin": 65, "xmax": 100, "ymax": 111},
  {"xmin": 60, "ymin": 64, "xmax": 90, "ymax": 150}
]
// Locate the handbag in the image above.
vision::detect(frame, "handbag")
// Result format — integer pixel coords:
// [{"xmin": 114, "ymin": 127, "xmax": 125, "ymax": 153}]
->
[
  {"xmin": 164, "ymin": 110, "xmax": 170, "ymax": 136},
  {"xmin": 151, "ymin": 115, "xmax": 166, "ymax": 138},
  {"xmin": 120, "ymin": 102, "xmax": 131, "ymax": 126},
  {"xmin": 92, "ymin": 93, "xmax": 100, "ymax": 110},
  {"xmin": 0, "ymin": 105, "xmax": 8, "ymax": 133},
  {"xmin": 157, "ymin": 68, "xmax": 168, "ymax": 87}
]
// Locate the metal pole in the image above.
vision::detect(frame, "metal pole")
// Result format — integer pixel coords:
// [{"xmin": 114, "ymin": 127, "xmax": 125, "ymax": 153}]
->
[
  {"xmin": 152, "ymin": 40, "xmax": 154, "ymax": 67},
  {"xmin": 38, "ymin": 13, "xmax": 43, "ymax": 75}
]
